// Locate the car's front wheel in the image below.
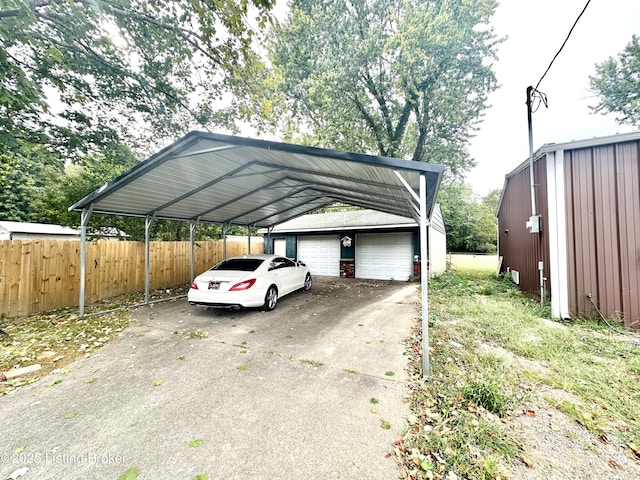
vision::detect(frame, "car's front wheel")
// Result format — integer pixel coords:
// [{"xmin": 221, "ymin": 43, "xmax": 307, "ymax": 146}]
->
[
  {"xmin": 263, "ymin": 285, "xmax": 278, "ymax": 311},
  {"xmin": 303, "ymin": 273, "xmax": 312, "ymax": 291}
]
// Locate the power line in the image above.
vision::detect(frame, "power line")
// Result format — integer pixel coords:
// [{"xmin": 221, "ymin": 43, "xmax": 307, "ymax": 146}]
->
[{"xmin": 535, "ymin": 0, "xmax": 593, "ymax": 90}]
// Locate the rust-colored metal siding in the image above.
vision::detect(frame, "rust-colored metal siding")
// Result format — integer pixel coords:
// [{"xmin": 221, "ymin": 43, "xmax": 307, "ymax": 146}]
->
[
  {"xmin": 564, "ymin": 140, "xmax": 640, "ymax": 329},
  {"xmin": 498, "ymin": 156, "xmax": 551, "ymax": 298}
]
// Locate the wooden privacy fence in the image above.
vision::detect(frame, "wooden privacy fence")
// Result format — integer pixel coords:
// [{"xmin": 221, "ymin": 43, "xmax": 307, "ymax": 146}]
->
[{"xmin": 0, "ymin": 239, "xmax": 263, "ymax": 318}]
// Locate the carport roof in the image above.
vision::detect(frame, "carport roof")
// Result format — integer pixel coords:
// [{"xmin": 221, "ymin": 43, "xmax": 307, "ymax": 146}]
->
[{"xmin": 70, "ymin": 131, "xmax": 445, "ymax": 229}]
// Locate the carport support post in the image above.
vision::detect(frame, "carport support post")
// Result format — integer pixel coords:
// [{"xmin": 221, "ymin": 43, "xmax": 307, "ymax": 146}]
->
[
  {"xmin": 419, "ymin": 174, "xmax": 430, "ymax": 379},
  {"xmin": 222, "ymin": 223, "xmax": 229, "ymax": 259},
  {"xmin": 145, "ymin": 214, "xmax": 155, "ymax": 305},
  {"xmin": 78, "ymin": 206, "xmax": 93, "ymax": 318},
  {"xmin": 189, "ymin": 219, "xmax": 198, "ymax": 282}
]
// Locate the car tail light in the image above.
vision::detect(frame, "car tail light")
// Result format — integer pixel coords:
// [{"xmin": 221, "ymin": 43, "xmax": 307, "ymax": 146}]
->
[
  {"xmin": 190, "ymin": 281, "xmax": 199, "ymax": 290},
  {"xmin": 230, "ymin": 279, "xmax": 256, "ymax": 291}
]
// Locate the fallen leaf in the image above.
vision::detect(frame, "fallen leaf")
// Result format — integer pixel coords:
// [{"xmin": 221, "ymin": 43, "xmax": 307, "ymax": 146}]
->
[
  {"xmin": 189, "ymin": 439, "xmax": 203, "ymax": 448},
  {"xmin": 154, "ymin": 380, "xmax": 162, "ymax": 386},
  {"xmin": 380, "ymin": 420, "xmax": 391, "ymax": 430},
  {"xmin": 608, "ymin": 459, "xmax": 620, "ymax": 470},
  {"xmin": 520, "ymin": 454, "xmax": 534, "ymax": 468},
  {"xmin": 13, "ymin": 447, "xmax": 25, "ymax": 454},
  {"xmin": 549, "ymin": 423, "xmax": 560, "ymax": 431},
  {"xmin": 117, "ymin": 467, "xmax": 140, "ymax": 480},
  {"xmin": 628, "ymin": 443, "xmax": 640, "ymax": 459},
  {"xmin": 525, "ymin": 409, "xmax": 536, "ymax": 417},
  {"xmin": 64, "ymin": 411, "xmax": 78, "ymax": 419},
  {"xmin": 597, "ymin": 434, "xmax": 610, "ymax": 444}
]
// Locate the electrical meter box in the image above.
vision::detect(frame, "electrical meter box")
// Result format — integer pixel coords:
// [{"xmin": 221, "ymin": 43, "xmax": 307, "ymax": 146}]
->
[{"xmin": 525, "ymin": 215, "xmax": 541, "ymax": 234}]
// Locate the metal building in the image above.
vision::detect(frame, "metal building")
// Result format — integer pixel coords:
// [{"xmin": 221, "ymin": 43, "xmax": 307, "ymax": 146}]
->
[{"xmin": 497, "ymin": 131, "xmax": 640, "ymax": 330}]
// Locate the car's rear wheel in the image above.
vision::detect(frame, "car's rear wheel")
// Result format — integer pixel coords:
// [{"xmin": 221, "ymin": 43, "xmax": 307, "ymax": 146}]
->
[
  {"xmin": 303, "ymin": 273, "xmax": 312, "ymax": 291},
  {"xmin": 263, "ymin": 285, "xmax": 278, "ymax": 311}
]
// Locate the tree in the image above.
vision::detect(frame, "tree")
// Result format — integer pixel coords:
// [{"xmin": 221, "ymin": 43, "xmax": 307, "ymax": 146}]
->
[
  {"xmin": 0, "ymin": 0, "xmax": 275, "ymax": 225},
  {"xmin": 438, "ymin": 182, "xmax": 497, "ymax": 253},
  {"xmin": 261, "ymin": 0, "xmax": 501, "ymax": 179},
  {"xmin": 0, "ymin": 0, "xmax": 275, "ymax": 160},
  {"xmin": 0, "ymin": 147, "xmax": 50, "ymax": 221},
  {"xmin": 589, "ymin": 35, "xmax": 640, "ymax": 127}
]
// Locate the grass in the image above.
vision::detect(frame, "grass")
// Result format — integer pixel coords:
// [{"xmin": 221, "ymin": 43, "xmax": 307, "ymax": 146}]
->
[
  {"xmin": 396, "ymin": 255, "xmax": 640, "ymax": 479},
  {"xmin": 0, "ymin": 286, "xmax": 188, "ymax": 395}
]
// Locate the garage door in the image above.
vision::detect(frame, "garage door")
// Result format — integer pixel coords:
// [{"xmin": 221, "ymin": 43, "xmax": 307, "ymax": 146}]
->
[
  {"xmin": 355, "ymin": 233, "xmax": 413, "ymax": 280},
  {"xmin": 297, "ymin": 235, "xmax": 340, "ymax": 276}
]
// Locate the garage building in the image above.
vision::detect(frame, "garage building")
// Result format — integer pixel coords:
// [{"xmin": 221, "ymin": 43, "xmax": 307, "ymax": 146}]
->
[{"xmin": 263, "ymin": 207, "xmax": 446, "ymax": 281}]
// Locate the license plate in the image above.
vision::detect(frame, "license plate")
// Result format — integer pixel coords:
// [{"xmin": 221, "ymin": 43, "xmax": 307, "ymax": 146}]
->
[{"xmin": 208, "ymin": 281, "xmax": 220, "ymax": 290}]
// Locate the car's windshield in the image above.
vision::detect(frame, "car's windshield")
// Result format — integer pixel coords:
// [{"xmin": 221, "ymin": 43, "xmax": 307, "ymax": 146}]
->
[{"xmin": 211, "ymin": 258, "xmax": 264, "ymax": 272}]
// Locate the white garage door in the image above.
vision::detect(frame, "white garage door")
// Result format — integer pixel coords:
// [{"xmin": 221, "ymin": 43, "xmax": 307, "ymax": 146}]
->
[
  {"xmin": 355, "ymin": 233, "xmax": 413, "ymax": 280},
  {"xmin": 273, "ymin": 238, "xmax": 287, "ymax": 256},
  {"xmin": 297, "ymin": 235, "xmax": 341, "ymax": 277}
]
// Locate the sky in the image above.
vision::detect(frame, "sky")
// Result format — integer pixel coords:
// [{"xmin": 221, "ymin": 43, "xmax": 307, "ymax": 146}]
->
[{"xmin": 468, "ymin": 0, "xmax": 640, "ymax": 195}]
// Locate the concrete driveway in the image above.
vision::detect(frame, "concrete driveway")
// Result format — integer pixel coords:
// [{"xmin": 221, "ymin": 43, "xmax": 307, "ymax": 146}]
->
[{"xmin": 0, "ymin": 277, "xmax": 418, "ymax": 480}]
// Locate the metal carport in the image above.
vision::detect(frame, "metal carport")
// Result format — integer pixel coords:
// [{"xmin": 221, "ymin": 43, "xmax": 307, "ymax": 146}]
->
[{"xmin": 69, "ymin": 131, "xmax": 444, "ymax": 377}]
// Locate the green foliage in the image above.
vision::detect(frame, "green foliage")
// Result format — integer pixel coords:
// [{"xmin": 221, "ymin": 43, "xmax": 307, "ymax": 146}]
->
[
  {"xmin": 252, "ymin": 0, "xmax": 502, "ymax": 179},
  {"xmin": 0, "ymin": 0, "xmax": 275, "ymax": 159},
  {"xmin": 462, "ymin": 377, "xmax": 509, "ymax": 414},
  {"xmin": 430, "ymin": 271, "xmax": 478, "ymax": 297},
  {"xmin": 438, "ymin": 182, "xmax": 498, "ymax": 253},
  {"xmin": 1, "ymin": 0, "xmax": 275, "ymax": 223},
  {"xmin": 589, "ymin": 35, "xmax": 640, "ymax": 127},
  {"xmin": 0, "ymin": 147, "xmax": 51, "ymax": 221}
]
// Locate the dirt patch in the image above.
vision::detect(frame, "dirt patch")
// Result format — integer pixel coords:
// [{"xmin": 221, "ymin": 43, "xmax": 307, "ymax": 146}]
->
[
  {"xmin": 508, "ymin": 394, "xmax": 640, "ymax": 480},
  {"xmin": 469, "ymin": 336, "xmax": 640, "ymax": 479},
  {"xmin": 478, "ymin": 342, "xmax": 640, "ymax": 479}
]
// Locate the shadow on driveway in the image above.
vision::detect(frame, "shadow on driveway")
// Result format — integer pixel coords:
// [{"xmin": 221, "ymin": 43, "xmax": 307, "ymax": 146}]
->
[{"xmin": 1, "ymin": 277, "xmax": 418, "ymax": 480}]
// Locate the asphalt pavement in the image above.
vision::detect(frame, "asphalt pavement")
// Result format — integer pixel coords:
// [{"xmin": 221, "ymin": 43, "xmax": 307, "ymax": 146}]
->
[{"xmin": 0, "ymin": 277, "xmax": 418, "ymax": 480}]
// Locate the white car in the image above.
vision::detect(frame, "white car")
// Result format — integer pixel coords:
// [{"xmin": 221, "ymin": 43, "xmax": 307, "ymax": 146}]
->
[{"xmin": 188, "ymin": 254, "xmax": 312, "ymax": 311}]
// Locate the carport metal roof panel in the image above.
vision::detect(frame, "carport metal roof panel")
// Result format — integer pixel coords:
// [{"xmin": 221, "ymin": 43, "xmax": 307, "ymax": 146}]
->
[{"xmin": 70, "ymin": 131, "xmax": 445, "ymax": 228}]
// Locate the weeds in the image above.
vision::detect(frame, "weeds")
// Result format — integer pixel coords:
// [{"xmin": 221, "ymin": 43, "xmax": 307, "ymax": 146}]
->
[{"xmin": 397, "ymin": 262, "xmax": 640, "ymax": 478}]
